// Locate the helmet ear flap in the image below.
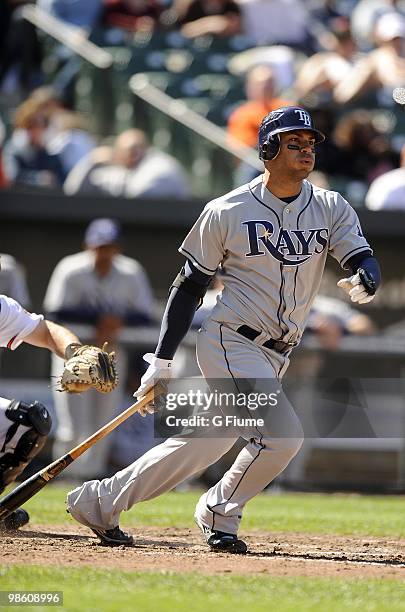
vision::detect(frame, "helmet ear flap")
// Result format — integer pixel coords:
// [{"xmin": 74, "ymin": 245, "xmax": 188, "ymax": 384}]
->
[{"xmin": 261, "ymin": 134, "xmax": 280, "ymax": 161}]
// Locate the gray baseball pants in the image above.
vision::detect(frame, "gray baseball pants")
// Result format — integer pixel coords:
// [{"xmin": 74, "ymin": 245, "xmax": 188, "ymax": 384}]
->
[{"xmin": 67, "ymin": 319, "xmax": 304, "ymax": 535}]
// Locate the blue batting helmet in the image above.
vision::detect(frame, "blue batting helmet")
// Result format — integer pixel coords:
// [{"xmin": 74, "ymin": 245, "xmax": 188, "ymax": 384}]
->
[{"xmin": 258, "ymin": 106, "xmax": 325, "ymax": 161}]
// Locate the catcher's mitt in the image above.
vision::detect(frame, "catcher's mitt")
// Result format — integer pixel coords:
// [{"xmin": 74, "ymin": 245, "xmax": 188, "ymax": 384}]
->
[{"xmin": 59, "ymin": 343, "xmax": 118, "ymax": 393}]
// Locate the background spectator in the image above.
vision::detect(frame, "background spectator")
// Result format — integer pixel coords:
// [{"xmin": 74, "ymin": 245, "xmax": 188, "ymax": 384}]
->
[
  {"xmin": 174, "ymin": 0, "xmax": 242, "ymax": 38},
  {"xmin": 46, "ymin": 110, "xmax": 96, "ymax": 177},
  {"xmin": 365, "ymin": 143, "xmax": 405, "ymax": 210},
  {"xmin": 2, "ymin": 97, "xmax": 65, "ymax": 187},
  {"xmin": 227, "ymin": 64, "xmax": 293, "ymax": 183},
  {"xmin": 350, "ymin": 0, "xmax": 405, "ymax": 50},
  {"xmin": 102, "ymin": 0, "xmax": 165, "ymax": 33},
  {"xmin": 29, "ymin": 85, "xmax": 66, "ymax": 117},
  {"xmin": 236, "ymin": 0, "xmax": 312, "ymax": 51},
  {"xmin": 228, "ymin": 65, "xmax": 293, "ymax": 148},
  {"xmin": 294, "ymin": 22, "xmax": 358, "ymax": 103},
  {"xmin": 228, "ymin": 45, "xmax": 299, "ymax": 96},
  {"xmin": 44, "ymin": 218, "xmax": 155, "ymax": 479},
  {"xmin": 335, "ymin": 11, "xmax": 405, "ymax": 104},
  {"xmin": 64, "ymin": 128, "xmax": 191, "ymax": 198},
  {"xmin": 309, "ymin": 1, "xmax": 357, "ymax": 31},
  {"xmin": 19, "ymin": 87, "xmax": 95, "ymax": 175},
  {"xmin": 331, "ymin": 109, "xmax": 399, "ymax": 185},
  {"xmin": 38, "ymin": 0, "xmax": 103, "ymax": 31}
]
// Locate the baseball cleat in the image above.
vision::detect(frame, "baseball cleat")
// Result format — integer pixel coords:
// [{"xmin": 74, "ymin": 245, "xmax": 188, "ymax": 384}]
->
[
  {"xmin": 90, "ymin": 526, "xmax": 134, "ymax": 547},
  {"xmin": 195, "ymin": 517, "xmax": 247, "ymax": 554},
  {"xmin": 0, "ymin": 508, "xmax": 30, "ymax": 531}
]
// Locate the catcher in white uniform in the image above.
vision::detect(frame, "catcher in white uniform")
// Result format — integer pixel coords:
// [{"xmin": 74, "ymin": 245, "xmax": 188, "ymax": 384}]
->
[
  {"xmin": 67, "ymin": 106, "xmax": 381, "ymax": 552},
  {"xmin": 0, "ymin": 292, "xmax": 117, "ymax": 531}
]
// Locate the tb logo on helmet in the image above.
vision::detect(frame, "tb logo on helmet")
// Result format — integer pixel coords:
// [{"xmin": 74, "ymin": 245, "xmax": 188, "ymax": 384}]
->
[{"xmin": 294, "ymin": 109, "xmax": 312, "ymax": 127}]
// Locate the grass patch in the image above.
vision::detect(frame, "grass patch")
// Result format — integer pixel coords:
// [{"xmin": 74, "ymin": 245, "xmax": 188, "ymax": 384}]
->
[
  {"xmin": 0, "ymin": 566, "xmax": 404, "ymax": 612},
  {"xmin": 19, "ymin": 484, "xmax": 405, "ymax": 537}
]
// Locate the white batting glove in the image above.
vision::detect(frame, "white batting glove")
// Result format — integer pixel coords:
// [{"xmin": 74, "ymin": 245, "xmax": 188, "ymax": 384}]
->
[
  {"xmin": 133, "ymin": 353, "xmax": 172, "ymax": 416},
  {"xmin": 337, "ymin": 273, "xmax": 375, "ymax": 304}
]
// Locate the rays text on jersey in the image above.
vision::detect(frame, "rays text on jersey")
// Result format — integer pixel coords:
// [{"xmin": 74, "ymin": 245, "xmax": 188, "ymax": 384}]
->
[{"xmin": 243, "ymin": 220, "xmax": 329, "ymax": 265}]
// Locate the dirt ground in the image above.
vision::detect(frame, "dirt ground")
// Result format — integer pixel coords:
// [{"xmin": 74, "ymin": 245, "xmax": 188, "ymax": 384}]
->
[{"xmin": 1, "ymin": 525, "xmax": 404, "ymax": 579}]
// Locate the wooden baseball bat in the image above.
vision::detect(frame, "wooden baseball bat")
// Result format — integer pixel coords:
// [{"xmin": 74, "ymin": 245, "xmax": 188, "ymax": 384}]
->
[{"xmin": 0, "ymin": 386, "xmax": 159, "ymax": 521}]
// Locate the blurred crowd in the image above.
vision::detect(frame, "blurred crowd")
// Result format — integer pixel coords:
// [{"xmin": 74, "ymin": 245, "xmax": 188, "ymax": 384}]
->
[
  {"xmin": 0, "ymin": 86, "xmax": 190, "ymax": 197},
  {"xmin": 1, "ymin": 0, "xmax": 405, "ymax": 207}
]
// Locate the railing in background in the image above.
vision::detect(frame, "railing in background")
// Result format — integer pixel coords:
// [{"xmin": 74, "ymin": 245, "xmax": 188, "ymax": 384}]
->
[
  {"xmin": 129, "ymin": 74, "xmax": 262, "ymax": 172},
  {"xmin": 21, "ymin": 4, "xmax": 113, "ymax": 69}
]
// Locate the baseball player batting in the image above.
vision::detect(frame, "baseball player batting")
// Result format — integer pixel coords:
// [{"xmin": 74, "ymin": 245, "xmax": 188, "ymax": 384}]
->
[
  {"xmin": 67, "ymin": 106, "xmax": 381, "ymax": 552},
  {"xmin": 0, "ymin": 289, "xmax": 117, "ymax": 531}
]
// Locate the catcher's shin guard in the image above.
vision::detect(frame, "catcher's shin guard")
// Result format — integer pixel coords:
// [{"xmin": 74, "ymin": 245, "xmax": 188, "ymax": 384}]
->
[{"xmin": 0, "ymin": 399, "xmax": 52, "ymax": 493}]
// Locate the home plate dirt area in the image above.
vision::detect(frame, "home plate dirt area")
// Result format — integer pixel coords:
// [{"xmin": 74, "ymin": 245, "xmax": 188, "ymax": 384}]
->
[{"xmin": 1, "ymin": 525, "xmax": 404, "ymax": 580}]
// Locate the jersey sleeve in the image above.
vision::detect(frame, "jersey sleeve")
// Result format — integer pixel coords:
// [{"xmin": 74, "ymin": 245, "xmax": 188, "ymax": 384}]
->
[
  {"xmin": 0, "ymin": 295, "xmax": 43, "ymax": 350},
  {"xmin": 328, "ymin": 194, "xmax": 372, "ymax": 269},
  {"xmin": 178, "ymin": 203, "xmax": 226, "ymax": 275}
]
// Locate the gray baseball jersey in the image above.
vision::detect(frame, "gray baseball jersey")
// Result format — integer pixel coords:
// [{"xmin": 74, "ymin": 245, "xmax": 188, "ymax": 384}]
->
[
  {"xmin": 180, "ymin": 175, "xmax": 371, "ymax": 345},
  {"xmin": 66, "ymin": 175, "xmax": 373, "ymax": 538},
  {"xmin": 44, "ymin": 251, "xmax": 153, "ymax": 318}
]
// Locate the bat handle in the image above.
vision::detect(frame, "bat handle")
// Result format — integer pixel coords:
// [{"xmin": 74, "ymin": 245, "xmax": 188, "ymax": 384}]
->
[{"xmin": 0, "ymin": 474, "xmax": 47, "ymax": 519}]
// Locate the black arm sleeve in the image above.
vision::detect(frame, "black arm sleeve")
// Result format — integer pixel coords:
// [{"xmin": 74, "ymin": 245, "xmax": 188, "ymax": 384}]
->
[
  {"xmin": 346, "ymin": 250, "xmax": 381, "ymax": 292},
  {"xmin": 155, "ymin": 260, "xmax": 213, "ymax": 359}
]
